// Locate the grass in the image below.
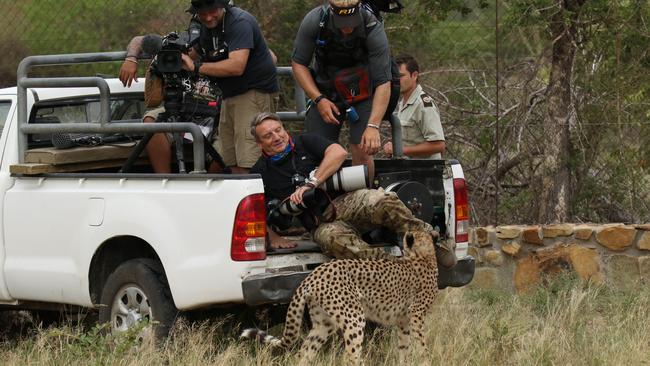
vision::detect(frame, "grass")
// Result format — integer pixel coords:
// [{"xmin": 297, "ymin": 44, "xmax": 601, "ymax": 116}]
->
[{"xmin": 1, "ymin": 276, "xmax": 650, "ymax": 365}]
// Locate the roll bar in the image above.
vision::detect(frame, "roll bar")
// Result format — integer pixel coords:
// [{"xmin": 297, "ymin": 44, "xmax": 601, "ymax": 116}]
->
[{"xmin": 16, "ymin": 52, "xmax": 402, "ymax": 173}]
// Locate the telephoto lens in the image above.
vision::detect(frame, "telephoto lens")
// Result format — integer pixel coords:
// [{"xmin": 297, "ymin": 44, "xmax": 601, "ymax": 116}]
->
[
  {"xmin": 279, "ymin": 200, "xmax": 304, "ymax": 216},
  {"xmin": 323, "ymin": 165, "xmax": 370, "ymax": 193}
]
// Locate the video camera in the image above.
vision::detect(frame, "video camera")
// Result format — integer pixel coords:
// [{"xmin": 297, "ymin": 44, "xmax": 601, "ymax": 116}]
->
[
  {"xmin": 145, "ymin": 30, "xmax": 225, "ymax": 173},
  {"xmin": 155, "ymin": 32, "xmax": 191, "ymax": 74}
]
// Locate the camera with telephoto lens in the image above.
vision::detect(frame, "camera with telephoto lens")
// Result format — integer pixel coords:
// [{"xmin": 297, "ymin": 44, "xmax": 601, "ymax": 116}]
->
[
  {"xmin": 156, "ymin": 32, "xmax": 191, "ymax": 74},
  {"xmin": 267, "ymin": 189, "xmax": 331, "ymax": 231},
  {"xmin": 266, "ymin": 165, "xmax": 370, "ymax": 231}
]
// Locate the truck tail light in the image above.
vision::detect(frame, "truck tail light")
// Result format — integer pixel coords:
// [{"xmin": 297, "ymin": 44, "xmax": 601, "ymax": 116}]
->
[
  {"xmin": 231, "ymin": 193, "xmax": 267, "ymax": 261},
  {"xmin": 454, "ymin": 178, "xmax": 470, "ymax": 243}
]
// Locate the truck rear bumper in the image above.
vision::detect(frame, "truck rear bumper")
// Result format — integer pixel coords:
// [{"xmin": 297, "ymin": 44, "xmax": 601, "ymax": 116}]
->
[
  {"xmin": 242, "ymin": 256, "xmax": 475, "ymax": 306},
  {"xmin": 438, "ymin": 256, "xmax": 475, "ymax": 289}
]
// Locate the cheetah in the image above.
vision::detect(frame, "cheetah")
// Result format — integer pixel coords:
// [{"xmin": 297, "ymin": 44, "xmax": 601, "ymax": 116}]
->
[{"xmin": 241, "ymin": 230, "xmax": 448, "ymax": 365}]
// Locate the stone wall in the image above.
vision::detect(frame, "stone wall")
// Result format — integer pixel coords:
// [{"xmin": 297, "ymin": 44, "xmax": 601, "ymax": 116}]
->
[{"xmin": 467, "ymin": 223, "xmax": 650, "ymax": 292}]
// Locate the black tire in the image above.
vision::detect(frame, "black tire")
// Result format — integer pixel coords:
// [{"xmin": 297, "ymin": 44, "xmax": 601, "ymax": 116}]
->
[{"xmin": 98, "ymin": 258, "xmax": 177, "ymax": 341}]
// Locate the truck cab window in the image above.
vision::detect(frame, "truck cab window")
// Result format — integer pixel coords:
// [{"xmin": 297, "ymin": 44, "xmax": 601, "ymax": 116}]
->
[
  {"xmin": 0, "ymin": 101, "xmax": 11, "ymax": 135},
  {"xmin": 30, "ymin": 97, "xmax": 145, "ymax": 147}
]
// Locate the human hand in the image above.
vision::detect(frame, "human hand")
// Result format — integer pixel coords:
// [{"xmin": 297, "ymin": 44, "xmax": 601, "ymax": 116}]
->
[
  {"xmin": 383, "ymin": 141, "xmax": 393, "ymax": 157},
  {"xmin": 119, "ymin": 59, "xmax": 138, "ymax": 87},
  {"xmin": 290, "ymin": 185, "xmax": 313, "ymax": 205},
  {"xmin": 316, "ymin": 98, "xmax": 341, "ymax": 125},
  {"xmin": 181, "ymin": 53, "xmax": 194, "ymax": 72},
  {"xmin": 361, "ymin": 127, "xmax": 381, "ymax": 155}
]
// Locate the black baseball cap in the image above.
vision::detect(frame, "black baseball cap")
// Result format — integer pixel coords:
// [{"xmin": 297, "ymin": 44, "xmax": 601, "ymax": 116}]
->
[
  {"xmin": 329, "ymin": 0, "xmax": 363, "ymax": 29},
  {"xmin": 187, "ymin": 0, "xmax": 228, "ymax": 14}
]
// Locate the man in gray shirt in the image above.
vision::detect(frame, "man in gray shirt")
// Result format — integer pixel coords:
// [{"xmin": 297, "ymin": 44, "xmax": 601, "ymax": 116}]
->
[{"xmin": 291, "ymin": 0, "xmax": 392, "ymax": 181}]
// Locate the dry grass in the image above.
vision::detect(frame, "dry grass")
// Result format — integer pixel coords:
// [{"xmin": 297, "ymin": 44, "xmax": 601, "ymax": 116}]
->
[{"xmin": 1, "ymin": 276, "xmax": 650, "ymax": 365}]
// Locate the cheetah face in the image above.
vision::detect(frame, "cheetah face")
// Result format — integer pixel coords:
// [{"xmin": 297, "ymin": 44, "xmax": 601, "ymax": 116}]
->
[{"xmin": 403, "ymin": 230, "xmax": 457, "ymax": 268}]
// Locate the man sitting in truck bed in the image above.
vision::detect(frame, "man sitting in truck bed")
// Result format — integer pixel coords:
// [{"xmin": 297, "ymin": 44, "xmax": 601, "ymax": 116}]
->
[{"xmin": 249, "ymin": 112, "xmax": 451, "ymax": 260}]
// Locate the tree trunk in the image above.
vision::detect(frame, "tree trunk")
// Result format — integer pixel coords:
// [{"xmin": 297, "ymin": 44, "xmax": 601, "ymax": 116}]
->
[{"xmin": 537, "ymin": 0, "xmax": 585, "ymax": 224}]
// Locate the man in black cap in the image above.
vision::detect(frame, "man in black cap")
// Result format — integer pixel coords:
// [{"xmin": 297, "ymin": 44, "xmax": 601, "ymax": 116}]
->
[
  {"xmin": 120, "ymin": 0, "xmax": 278, "ymax": 174},
  {"xmin": 291, "ymin": 0, "xmax": 392, "ymax": 182}
]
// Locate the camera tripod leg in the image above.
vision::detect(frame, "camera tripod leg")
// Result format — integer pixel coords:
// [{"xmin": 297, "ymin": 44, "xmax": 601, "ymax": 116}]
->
[
  {"xmin": 120, "ymin": 133, "xmax": 153, "ymax": 173},
  {"xmin": 203, "ymin": 136, "xmax": 231, "ymax": 174},
  {"xmin": 173, "ymin": 133, "xmax": 186, "ymax": 173}
]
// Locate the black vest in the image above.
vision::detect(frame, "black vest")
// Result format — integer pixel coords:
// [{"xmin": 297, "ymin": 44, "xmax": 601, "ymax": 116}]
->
[{"xmin": 314, "ymin": 6, "xmax": 375, "ymax": 80}]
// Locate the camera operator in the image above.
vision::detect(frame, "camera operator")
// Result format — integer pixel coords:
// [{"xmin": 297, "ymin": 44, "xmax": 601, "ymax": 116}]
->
[
  {"xmin": 119, "ymin": 16, "xmax": 223, "ymax": 173},
  {"xmin": 119, "ymin": 0, "xmax": 278, "ymax": 174},
  {"xmin": 181, "ymin": 0, "xmax": 279, "ymax": 174},
  {"xmin": 250, "ymin": 113, "xmax": 441, "ymax": 259}
]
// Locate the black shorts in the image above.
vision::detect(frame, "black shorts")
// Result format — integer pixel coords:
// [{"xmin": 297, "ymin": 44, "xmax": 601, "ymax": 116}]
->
[{"xmin": 304, "ymin": 98, "xmax": 372, "ymax": 145}]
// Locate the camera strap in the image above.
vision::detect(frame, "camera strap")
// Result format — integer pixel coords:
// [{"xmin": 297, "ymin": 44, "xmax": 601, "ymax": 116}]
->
[
  {"xmin": 265, "ymin": 148, "xmax": 302, "ymax": 186},
  {"xmin": 318, "ymin": 190, "xmax": 337, "ymax": 223}
]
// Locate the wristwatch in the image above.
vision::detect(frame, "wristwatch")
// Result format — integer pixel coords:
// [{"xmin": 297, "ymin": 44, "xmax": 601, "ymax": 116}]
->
[
  {"xmin": 193, "ymin": 60, "xmax": 202, "ymax": 77},
  {"xmin": 313, "ymin": 94, "xmax": 327, "ymax": 104},
  {"xmin": 304, "ymin": 177, "xmax": 320, "ymax": 188}
]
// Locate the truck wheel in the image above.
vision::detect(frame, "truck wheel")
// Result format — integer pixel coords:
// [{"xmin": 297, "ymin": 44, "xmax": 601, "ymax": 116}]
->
[{"xmin": 98, "ymin": 258, "xmax": 177, "ymax": 341}]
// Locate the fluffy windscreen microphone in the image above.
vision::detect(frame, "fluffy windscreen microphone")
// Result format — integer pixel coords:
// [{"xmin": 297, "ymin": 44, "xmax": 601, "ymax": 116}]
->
[{"xmin": 141, "ymin": 34, "xmax": 163, "ymax": 58}]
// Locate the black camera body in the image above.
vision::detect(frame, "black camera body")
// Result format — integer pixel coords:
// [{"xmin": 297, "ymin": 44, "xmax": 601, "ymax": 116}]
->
[{"xmin": 156, "ymin": 32, "xmax": 190, "ymax": 74}]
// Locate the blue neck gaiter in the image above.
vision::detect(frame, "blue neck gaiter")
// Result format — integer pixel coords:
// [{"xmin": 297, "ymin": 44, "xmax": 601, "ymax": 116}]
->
[{"xmin": 269, "ymin": 138, "xmax": 294, "ymax": 162}]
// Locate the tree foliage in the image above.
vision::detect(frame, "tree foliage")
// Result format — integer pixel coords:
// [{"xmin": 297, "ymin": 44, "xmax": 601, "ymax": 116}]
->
[{"xmin": 3, "ymin": 0, "xmax": 649, "ymax": 224}]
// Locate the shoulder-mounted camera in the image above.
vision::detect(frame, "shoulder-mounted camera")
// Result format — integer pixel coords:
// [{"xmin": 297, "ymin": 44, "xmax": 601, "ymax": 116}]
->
[{"xmin": 155, "ymin": 32, "xmax": 191, "ymax": 74}]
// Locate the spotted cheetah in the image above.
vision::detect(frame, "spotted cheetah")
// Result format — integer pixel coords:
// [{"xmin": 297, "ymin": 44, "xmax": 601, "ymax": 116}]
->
[{"xmin": 241, "ymin": 230, "xmax": 447, "ymax": 365}]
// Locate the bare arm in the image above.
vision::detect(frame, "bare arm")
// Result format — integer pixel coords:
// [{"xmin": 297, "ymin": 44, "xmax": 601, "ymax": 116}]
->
[
  {"xmin": 119, "ymin": 36, "xmax": 145, "ymax": 87},
  {"xmin": 125, "ymin": 36, "xmax": 145, "ymax": 58},
  {"xmin": 368, "ymin": 81, "xmax": 390, "ymax": 125},
  {"xmin": 289, "ymin": 143, "xmax": 347, "ymax": 205},
  {"xmin": 314, "ymin": 143, "xmax": 348, "ymax": 183},
  {"xmin": 292, "ymin": 61, "xmax": 321, "ymax": 101},
  {"xmin": 183, "ymin": 49, "xmax": 250, "ymax": 77},
  {"xmin": 359, "ymin": 81, "xmax": 390, "ymax": 155},
  {"xmin": 403, "ymin": 141, "xmax": 446, "ymax": 157}
]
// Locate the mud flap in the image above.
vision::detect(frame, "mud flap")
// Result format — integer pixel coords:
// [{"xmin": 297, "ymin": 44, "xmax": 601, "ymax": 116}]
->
[{"xmin": 242, "ymin": 271, "xmax": 310, "ymax": 306}]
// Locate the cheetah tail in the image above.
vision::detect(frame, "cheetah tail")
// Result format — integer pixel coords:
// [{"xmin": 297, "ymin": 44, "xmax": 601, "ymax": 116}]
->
[
  {"xmin": 239, "ymin": 287, "xmax": 308, "ymax": 349},
  {"xmin": 239, "ymin": 328, "xmax": 282, "ymax": 347}
]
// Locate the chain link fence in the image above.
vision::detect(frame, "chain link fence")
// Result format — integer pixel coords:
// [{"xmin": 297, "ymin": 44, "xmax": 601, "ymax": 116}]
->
[{"xmin": 2, "ymin": 0, "xmax": 648, "ymax": 226}]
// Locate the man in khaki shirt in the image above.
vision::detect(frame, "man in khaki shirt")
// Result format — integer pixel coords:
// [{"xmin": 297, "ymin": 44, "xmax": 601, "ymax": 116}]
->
[{"xmin": 382, "ymin": 54, "xmax": 445, "ymax": 159}]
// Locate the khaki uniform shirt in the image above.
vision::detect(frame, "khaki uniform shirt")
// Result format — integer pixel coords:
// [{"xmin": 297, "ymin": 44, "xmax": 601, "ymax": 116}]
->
[{"xmin": 397, "ymin": 84, "xmax": 445, "ymax": 159}]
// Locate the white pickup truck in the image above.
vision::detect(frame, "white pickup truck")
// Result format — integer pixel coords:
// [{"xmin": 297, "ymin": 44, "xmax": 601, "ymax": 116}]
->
[{"xmin": 0, "ymin": 52, "xmax": 474, "ymax": 338}]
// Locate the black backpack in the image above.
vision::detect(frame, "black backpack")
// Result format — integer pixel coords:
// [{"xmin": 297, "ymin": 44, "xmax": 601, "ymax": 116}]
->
[{"xmin": 316, "ymin": 3, "xmax": 402, "ymax": 119}]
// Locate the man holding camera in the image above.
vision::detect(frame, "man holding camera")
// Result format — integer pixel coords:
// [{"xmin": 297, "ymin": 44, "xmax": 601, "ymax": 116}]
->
[
  {"xmin": 183, "ymin": 0, "xmax": 278, "ymax": 174},
  {"xmin": 120, "ymin": 17, "xmax": 213, "ymax": 173},
  {"xmin": 291, "ymin": 0, "xmax": 393, "ymax": 182},
  {"xmin": 120, "ymin": 0, "xmax": 278, "ymax": 174},
  {"xmin": 250, "ymin": 112, "xmax": 436, "ymax": 257}
]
